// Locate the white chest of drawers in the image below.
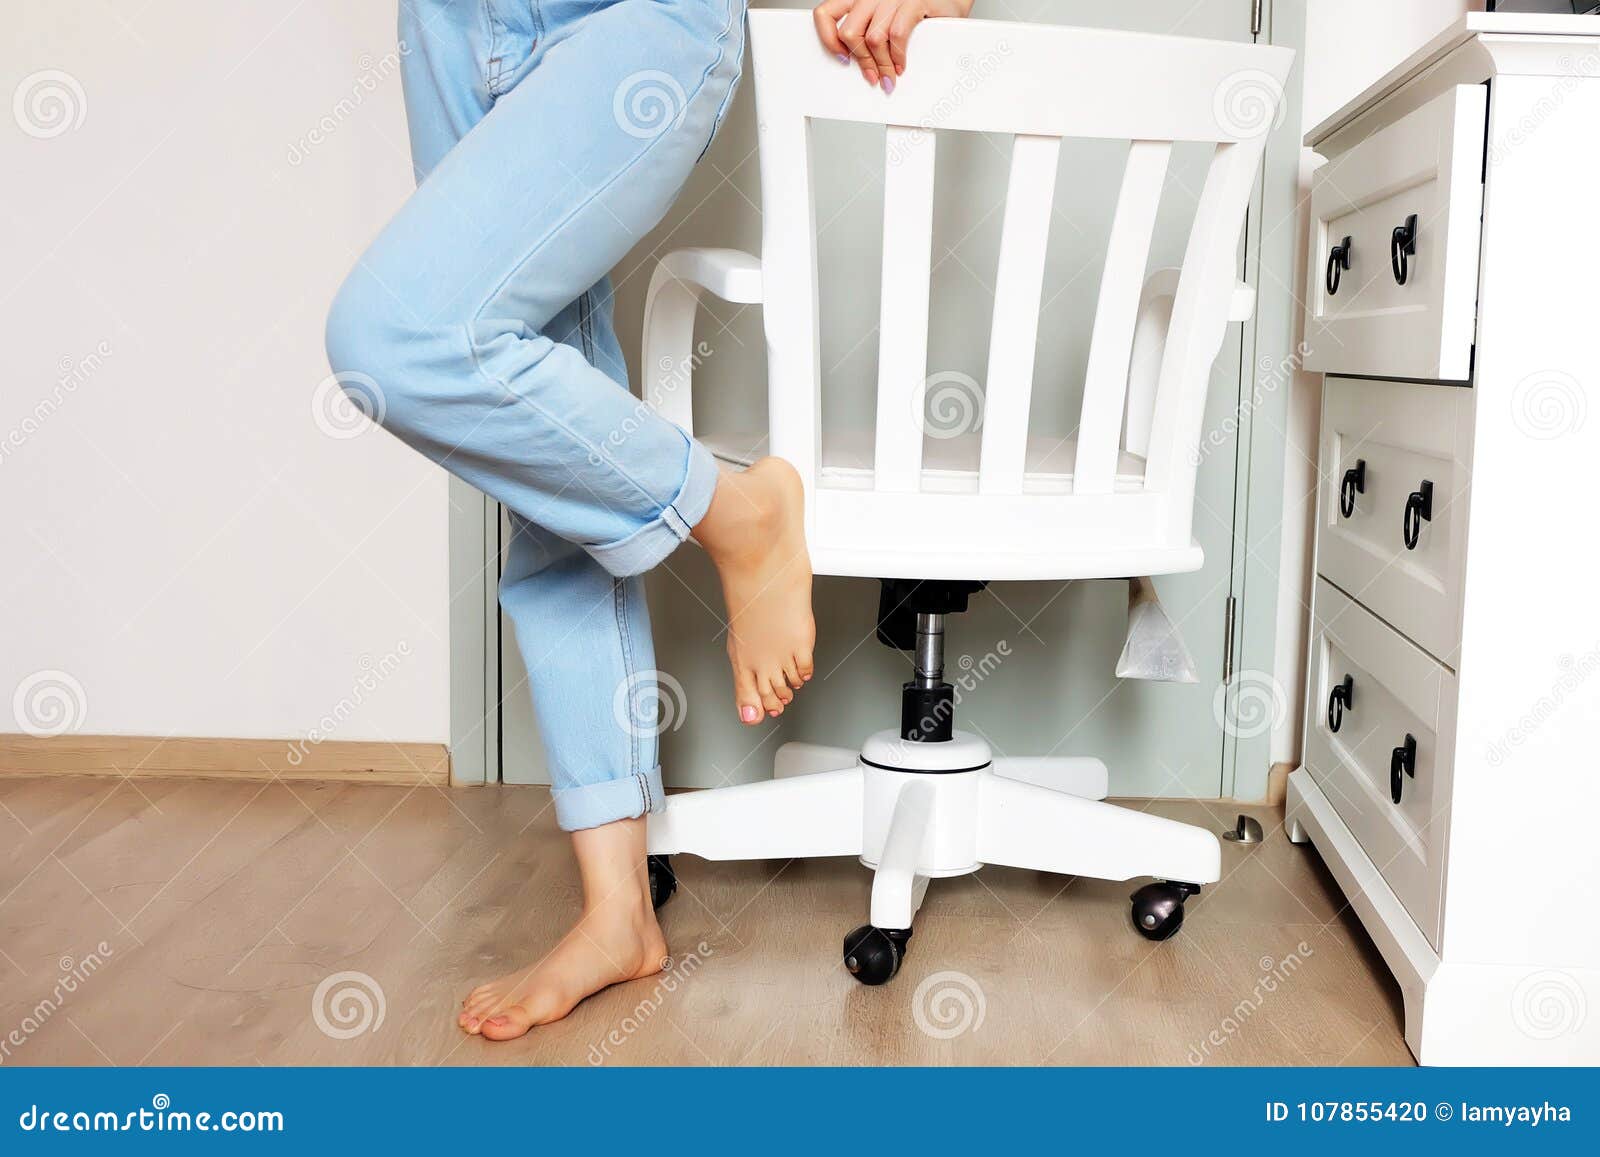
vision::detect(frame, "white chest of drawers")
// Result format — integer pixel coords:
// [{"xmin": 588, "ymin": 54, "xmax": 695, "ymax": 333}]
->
[{"xmin": 1287, "ymin": 12, "xmax": 1600, "ymax": 1066}]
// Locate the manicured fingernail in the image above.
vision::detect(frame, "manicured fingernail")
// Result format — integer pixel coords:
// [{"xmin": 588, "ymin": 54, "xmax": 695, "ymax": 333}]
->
[
  {"xmin": 881, "ymin": 76, "xmax": 895, "ymax": 95},
  {"xmin": 836, "ymin": 53, "xmax": 850, "ymax": 65},
  {"xmin": 741, "ymin": 704, "xmax": 758, "ymax": 723}
]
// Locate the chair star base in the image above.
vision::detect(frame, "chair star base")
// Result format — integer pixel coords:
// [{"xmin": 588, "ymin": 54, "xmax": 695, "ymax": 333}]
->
[{"xmin": 647, "ymin": 731, "xmax": 1221, "ymax": 984}]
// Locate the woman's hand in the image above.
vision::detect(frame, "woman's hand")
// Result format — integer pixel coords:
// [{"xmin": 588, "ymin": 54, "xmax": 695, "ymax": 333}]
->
[{"xmin": 812, "ymin": 0, "xmax": 975, "ymax": 93}]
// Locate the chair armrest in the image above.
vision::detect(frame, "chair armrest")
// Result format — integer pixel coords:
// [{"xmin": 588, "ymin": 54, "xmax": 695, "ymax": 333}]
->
[
  {"xmin": 641, "ymin": 248, "xmax": 763, "ymax": 435},
  {"xmin": 1229, "ymin": 279, "xmax": 1255, "ymax": 322},
  {"xmin": 1122, "ymin": 271, "xmax": 1254, "ymax": 457},
  {"xmin": 1122, "ymin": 269, "xmax": 1178, "ymax": 459}
]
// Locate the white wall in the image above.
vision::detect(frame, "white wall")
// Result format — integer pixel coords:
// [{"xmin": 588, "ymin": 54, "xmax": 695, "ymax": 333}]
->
[
  {"xmin": 1301, "ymin": 0, "xmax": 1479, "ymax": 128},
  {"xmin": 1270, "ymin": 0, "xmax": 1474, "ymax": 765},
  {"xmin": 2, "ymin": 4, "xmax": 450, "ymax": 744}
]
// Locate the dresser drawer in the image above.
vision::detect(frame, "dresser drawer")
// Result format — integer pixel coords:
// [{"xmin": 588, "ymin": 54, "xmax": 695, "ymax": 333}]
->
[
  {"xmin": 1304, "ymin": 579, "xmax": 1455, "ymax": 948},
  {"xmin": 1303, "ymin": 84, "xmax": 1486, "ymax": 382},
  {"xmin": 1317, "ymin": 375, "xmax": 1472, "ymax": 666}
]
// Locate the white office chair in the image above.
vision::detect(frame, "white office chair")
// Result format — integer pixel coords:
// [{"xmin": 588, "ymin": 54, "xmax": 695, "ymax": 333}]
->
[{"xmin": 640, "ymin": 11, "xmax": 1292, "ymax": 984}]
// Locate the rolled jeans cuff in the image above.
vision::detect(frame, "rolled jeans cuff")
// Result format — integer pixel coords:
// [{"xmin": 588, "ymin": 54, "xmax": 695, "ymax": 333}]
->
[
  {"xmin": 586, "ymin": 433, "xmax": 719, "ymax": 578},
  {"xmin": 551, "ymin": 764, "xmax": 667, "ymax": 832}
]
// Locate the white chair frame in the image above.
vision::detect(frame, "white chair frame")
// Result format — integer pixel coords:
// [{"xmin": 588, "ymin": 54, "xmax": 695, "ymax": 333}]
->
[{"xmin": 641, "ymin": 11, "xmax": 1292, "ymax": 979}]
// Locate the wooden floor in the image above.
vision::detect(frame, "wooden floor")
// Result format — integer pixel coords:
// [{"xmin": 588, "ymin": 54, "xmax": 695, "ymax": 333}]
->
[{"xmin": 0, "ymin": 775, "xmax": 1413, "ymax": 1066}]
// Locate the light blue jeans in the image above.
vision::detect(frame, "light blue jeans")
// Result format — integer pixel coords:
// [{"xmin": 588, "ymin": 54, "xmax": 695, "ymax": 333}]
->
[{"xmin": 325, "ymin": 0, "xmax": 746, "ymax": 830}]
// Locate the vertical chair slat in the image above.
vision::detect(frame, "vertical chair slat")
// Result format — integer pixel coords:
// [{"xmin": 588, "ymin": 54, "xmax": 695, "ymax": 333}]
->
[
  {"xmin": 1073, "ymin": 140, "xmax": 1171, "ymax": 494},
  {"xmin": 1144, "ymin": 140, "xmax": 1266, "ymax": 514},
  {"xmin": 873, "ymin": 126, "xmax": 938, "ymax": 493},
  {"xmin": 755, "ymin": 111, "xmax": 823, "ymax": 502},
  {"xmin": 978, "ymin": 133, "xmax": 1061, "ymax": 494}
]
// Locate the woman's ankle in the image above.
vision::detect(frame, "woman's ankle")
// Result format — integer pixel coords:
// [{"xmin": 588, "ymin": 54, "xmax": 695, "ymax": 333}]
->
[{"xmin": 692, "ymin": 460, "xmax": 794, "ymax": 562}]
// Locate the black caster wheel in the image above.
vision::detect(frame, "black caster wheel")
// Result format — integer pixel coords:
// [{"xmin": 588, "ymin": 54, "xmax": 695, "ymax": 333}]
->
[
  {"xmin": 1130, "ymin": 881, "xmax": 1200, "ymax": 941},
  {"xmin": 843, "ymin": 924, "xmax": 911, "ymax": 986},
  {"xmin": 647, "ymin": 854, "xmax": 676, "ymax": 910}
]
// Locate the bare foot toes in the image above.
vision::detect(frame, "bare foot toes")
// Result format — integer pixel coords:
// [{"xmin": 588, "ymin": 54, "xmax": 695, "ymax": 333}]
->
[{"xmin": 693, "ymin": 458, "xmax": 815, "ymax": 724}]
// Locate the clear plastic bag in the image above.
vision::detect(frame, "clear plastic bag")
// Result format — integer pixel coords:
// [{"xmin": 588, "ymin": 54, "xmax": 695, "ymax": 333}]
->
[{"xmin": 1114, "ymin": 576, "xmax": 1197, "ymax": 683}]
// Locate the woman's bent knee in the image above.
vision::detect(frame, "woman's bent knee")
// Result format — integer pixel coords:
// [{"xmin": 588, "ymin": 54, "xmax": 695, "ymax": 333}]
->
[
  {"xmin": 324, "ymin": 266, "xmax": 390, "ymax": 384},
  {"xmin": 323, "ymin": 264, "xmax": 427, "ymax": 441}
]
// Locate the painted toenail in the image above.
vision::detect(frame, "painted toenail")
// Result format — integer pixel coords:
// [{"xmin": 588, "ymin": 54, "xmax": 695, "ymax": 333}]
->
[{"xmin": 740, "ymin": 704, "xmax": 758, "ymax": 722}]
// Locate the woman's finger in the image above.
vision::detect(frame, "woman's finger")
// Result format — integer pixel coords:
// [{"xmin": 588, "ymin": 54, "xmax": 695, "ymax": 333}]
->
[
  {"xmin": 835, "ymin": 0, "xmax": 882, "ymax": 86},
  {"xmin": 861, "ymin": 0, "xmax": 902, "ymax": 89},
  {"xmin": 886, "ymin": 4, "xmax": 925, "ymax": 76},
  {"xmin": 811, "ymin": 0, "xmax": 852, "ymax": 64}
]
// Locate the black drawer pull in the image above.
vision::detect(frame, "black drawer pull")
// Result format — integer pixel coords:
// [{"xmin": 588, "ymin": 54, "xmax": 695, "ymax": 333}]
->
[
  {"xmin": 1327, "ymin": 674, "xmax": 1354, "ymax": 733},
  {"xmin": 1403, "ymin": 479, "xmax": 1434, "ymax": 550},
  {"xmin": 1391, "ymin": 213, "xmax": 1418, "ymax": 285},
  {"xmin": 1339, "ymin": 459, "xmax": 1366, "ymax": 518},
  {"xmin": 1390, "ymin": 733, "xmax": 1417, "ymax": 804},
  {"xmin": 1326, "ymin": 235, "xmax": 1352, "ymax": 296}
]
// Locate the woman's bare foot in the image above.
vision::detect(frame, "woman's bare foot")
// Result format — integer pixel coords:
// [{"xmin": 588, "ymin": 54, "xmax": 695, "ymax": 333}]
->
[
  {"xmin": 458, "ymin": 897, "xmax": 667, "ymax": 1040},
  {"xmin": 458, "ymin": 819, "xmax": 668, "ymax": 1041},
  {"xmin": 692, "ymin": 457, "xmax": 815, "ymax": 723}
]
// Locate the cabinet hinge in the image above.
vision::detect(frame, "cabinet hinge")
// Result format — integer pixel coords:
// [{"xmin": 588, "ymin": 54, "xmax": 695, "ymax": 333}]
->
[
  {"xmin": 1250, "ymin": 0, "xmax": 1263, "ymax": 37},
  {"xmin": 1222, "ymin": 595, "xmax": 1237, "ymax": 683}
]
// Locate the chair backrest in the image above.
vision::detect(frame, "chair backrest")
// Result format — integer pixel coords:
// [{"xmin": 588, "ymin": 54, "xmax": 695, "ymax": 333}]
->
[{"xmin": 745, "ymin": 11, "xmax": 1292, "ymax": 578}]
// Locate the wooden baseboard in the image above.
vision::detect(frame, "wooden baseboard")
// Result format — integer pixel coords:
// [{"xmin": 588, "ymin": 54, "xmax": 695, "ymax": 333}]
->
[{"xmin": 0, "ymin": 734, "xmax": 450, "ymax": 787}]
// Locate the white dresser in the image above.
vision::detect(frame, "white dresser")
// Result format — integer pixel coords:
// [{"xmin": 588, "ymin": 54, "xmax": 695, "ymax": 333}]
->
[{"xmin": 1287, "ymin": 12, "xmax": 1600, "ymax": 1066}]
